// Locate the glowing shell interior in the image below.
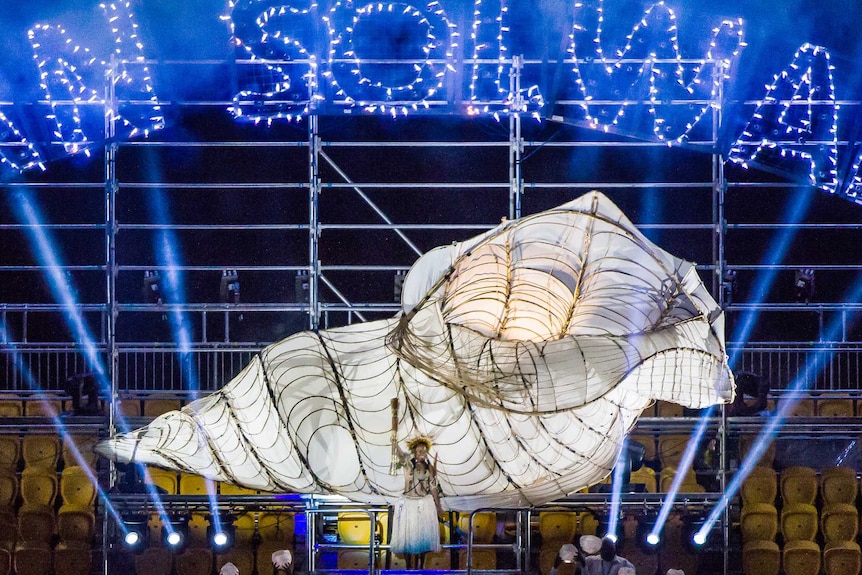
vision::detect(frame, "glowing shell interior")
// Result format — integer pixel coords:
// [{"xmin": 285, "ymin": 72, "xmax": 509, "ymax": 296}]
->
[{"xmin": 97, "ymin": 191, "xmax": 734, "ymax": 510}]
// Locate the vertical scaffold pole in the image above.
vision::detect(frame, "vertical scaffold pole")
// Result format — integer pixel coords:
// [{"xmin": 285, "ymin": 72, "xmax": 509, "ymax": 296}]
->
[
  {"xmin": 509, "ymin": 56, "xmax": 524, "ymax": 221},
  {"xmin": 308, "ymin": 112, "xmax": 321, "ymax": 330}
]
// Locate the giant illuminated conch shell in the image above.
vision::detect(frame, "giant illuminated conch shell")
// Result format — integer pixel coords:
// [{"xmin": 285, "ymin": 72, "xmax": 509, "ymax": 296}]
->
[{"xmin": 96, "ymin": 191, "xmax": 734, "ymax": 509}]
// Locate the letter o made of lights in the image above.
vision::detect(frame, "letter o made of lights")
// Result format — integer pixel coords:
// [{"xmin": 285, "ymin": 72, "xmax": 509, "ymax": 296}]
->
[{"xmin": 325, "ymin": 0, "xmax": 453, "ymax": 110}]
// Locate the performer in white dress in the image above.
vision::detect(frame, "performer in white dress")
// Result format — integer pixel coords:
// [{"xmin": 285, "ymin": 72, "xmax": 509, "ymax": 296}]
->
[{"xmin": 389, "ymin": 426, "xmax": 443, "ymax": 569}]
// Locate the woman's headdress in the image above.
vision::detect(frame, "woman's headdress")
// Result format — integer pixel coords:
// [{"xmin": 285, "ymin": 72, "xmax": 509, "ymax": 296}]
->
[{"xmin": 406, "ymin": 435, "xmax": 433, "ymax": 452}]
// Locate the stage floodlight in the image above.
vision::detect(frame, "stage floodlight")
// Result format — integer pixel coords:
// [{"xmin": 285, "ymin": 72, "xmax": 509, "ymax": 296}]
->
[
  {"xmin": 295, "ymin": 271, "xmax": 309, "ymax": 304},
  {"xmin": 220, "ymin": 270, "xmax": 240, "ymax": 304},
  {"xmin": 683, "ymin": 514, "xmax": 710, "ymax": 552},
  {"xmin": 636, "ymin": 513, "xmax": 662, "ymax": 553},
  {"xmin": 794, "ymin": 268, "xmax": 815, "ymax": 303},
  {"xmin": 207, "ymin": 514, "xmax": 236, "ymax": 551},
  {"xmin": 143, "ymin": 270, "xmax": 163, "ymax": 304},
  {"xmin": 162, "ymin": 515, "xmax": 190, "ymax": 551},
  {"xmin": 121, "ymin": 514, "xmax": 149, "ymax": 551}
]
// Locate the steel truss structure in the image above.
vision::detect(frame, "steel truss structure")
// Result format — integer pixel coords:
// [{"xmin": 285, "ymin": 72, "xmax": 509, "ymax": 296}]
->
[{"xmin": 1, "ymin": 54, "xmax": 861, "ymax": 575}]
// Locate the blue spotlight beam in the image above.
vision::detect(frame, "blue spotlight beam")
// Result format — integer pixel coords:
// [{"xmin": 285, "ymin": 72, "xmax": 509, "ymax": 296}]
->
[
  {"xmin": 698, "ymin": 271, "xmax": 862, "ymax": 541},
  {"xmin": 728, "ymin": 188, "xmax": 816, "ymax": 367},
  {"xmin": 0, "ymin": 318, "xmax": 125, "ymax": 529},
  {"xmin": 649, "ymin": 405, "xmax": 717, "ymax": 542},
  {"xmin": 605, "ymin": 436, "xmax": 628, "ymax": 540}
]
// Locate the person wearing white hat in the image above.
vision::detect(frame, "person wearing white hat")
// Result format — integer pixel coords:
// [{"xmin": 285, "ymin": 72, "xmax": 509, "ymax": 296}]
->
[
  {"xmin": 219, "ymin": 563, "xmax": 239, "ymax": 575},
  {"xmin": 579, "ymin": 537, "xmax": 636, "ymax": 575},
  {"xmin": 272, "ymin": 549, "xmax": 293, "ymax": 575}
]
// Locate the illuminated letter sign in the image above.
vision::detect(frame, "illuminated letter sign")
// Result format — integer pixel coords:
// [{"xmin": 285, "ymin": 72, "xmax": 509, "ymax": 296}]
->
[{"xmin": 729, "ymin": 44, "xmax": 838, "ymax": 193}]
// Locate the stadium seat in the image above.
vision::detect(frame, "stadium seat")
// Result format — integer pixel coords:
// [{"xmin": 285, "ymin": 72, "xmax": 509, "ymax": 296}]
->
[
  {"xmin": 656, "ymin": 401, "xmax": 684, "ymax": 418},
  {"xmin": 742, "ymin": 540, "xmax": 780, "ymax": 575},
  {"xmin": 53, "ymin": 546, "xmax": 92, "ymax": 575},
  {"xmin": 782, "ymin": 540, "xmax": 821, "ymax": 575},
  {"xmin": 459, "ymin": 547, "xmax": 496, "ymax": 570},
  {"xmin": 134, "ymin": 547, "xmax": 173, "ymax": 575},
  {"xmin": 823, "ymin": 541, "xmax": 862, "ymax": 575},
  {"xmin": 0, "ymin": 402, "xmax": 22, "ymax": 418},
  {"xmin": 741, "ymin": 465, "xmax": 778, "ymax": 506},
  {"xmin": 24, "ymin": 398, "xmax": 63, "ymax": 418},
  {"xmin": 337, "ymin": 511, "xmax": 375, "ymax": 544},
  {"xmin": 116, "ymin": 398, "xmax": 142, "ymax": 418},
  {"xmin": 257, "ymin": 512, "xmax": 295, "ymax": 572},
  {"xmin": 0, "ymin": 473, "xmax": 17, "ymax": 514},
  {"xmin": 60, "ymin": 466, "xmax": 96, "ymax": 508},
  {"xmin": 17, "ymin": 505, "xmax": 56, "ymax": 548},
  {"xmin": 0, "ymin": 437, "xmax": 19, "ymax": 474},
  {"xmin": 0, "ymin": 511, "xmax": 16, "ymax": 553},
  {"xmin": 57, "ymin": 505, "xmax": 95, "ymax": 548},
  {"xmin": 175, "ymin": 547, "xmax": 213, "ymax": 575},
  {"xmin": 821, "ymin": 503, "xmax": 859, "ymax": 543},
  {"xmin": 538, "ymin": 511, "xmax": 577, "ymax": 543},
  {"xmin": 62, "ymin": 434, "xmax": 100, "ymax": 470},
  {"xmin": 781, "ymin": 398, "xmax": 815, "ymax": 417},
  {"xmin": 821, "ymin": 466, "xmax": 858, "ymax": 506},
  {"xmin": 781, "ymin": 502, "xmax": 819, "ymax": 542},
  {"xmin": 145, "ymin": 468, "xmax": 178, "ymax": 495},
  {"xmin": 13, "ymin": 546, "xmax": 52, "ymax": 575},
  {"xmin": 21, "ymin": 435, "xmax": 60, "ymax": 470},
  {"xmin": 781, "ymin": 466, "xmax": 818, "ymax": 505},
  {"xmin": 658, "ymin": 435, "xmax": 690, "ymax": 468},
  {"xmin": 143, "ymin": 398, "xmax": 182, "ymax": 418},
  {"xmin": 458, "ymin": 511, "xmax": 496, "ymax": 543},
  {"xmin": 337, "ymin": 549, "xmax": 374, "ymax": 570},
  {"xmin": 629, "ymin": 465, "xmax": 657, "ymax": 493},
  {"xmin": 740, "ymin": 503, "xmax": 778, "ymax": 543},
  {"xmin": 218, "ymin": 482, "xmax": 257, "ymax": 496},
  {"xmin": 0, "ymin": 548, "xmax": 9, "ymax": 575},
  {"xmin": 739, "ymin": 435, "xmax": 776, "ymax": 468},
  {"xmin": 659, "ymin": 466, "xmax": 705, "ymax": 493},
  {"xmin": 628, "ymin": 434, "xmax": 657, "ymax": 464},
  {"xmin": 20, "ymin": 467, "xmax": 57, "ymax": 507},
  {"xmin": 817, "ymin": 397, "xmax": 855, "ymax": 417}
]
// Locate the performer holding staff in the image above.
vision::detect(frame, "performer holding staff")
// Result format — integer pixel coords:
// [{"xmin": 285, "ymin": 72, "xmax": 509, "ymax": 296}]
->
[{"xmin": 389, "ymin": 398, "xmax": 443, "ymax": 569}]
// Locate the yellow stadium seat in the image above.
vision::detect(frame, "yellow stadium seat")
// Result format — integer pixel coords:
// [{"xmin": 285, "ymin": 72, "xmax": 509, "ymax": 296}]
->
[
  {"xmin": 739, "ymin": 435, "xmax": 776, "ymax": 468},
  {"xmin": 13, "ymin": 546, "xmax": 52, "ymax": 575},
  {"xmin": 781, "ymin": 398, "xmax": 815, "ymax": 417},
  {"xmin": 186, "ymin": 513, "xmax": 210, "ymax": 549},
  {"xmin": 781, "ymin": 502, "xmax": 819, "ymax": 542},
  {"xmin": 658, "ymin": 435, "xmax": 690, "ymax": 468},
  {"xmin": 741, "ymin": 465, "xmax": 778, "ymax": 506},
  {"xmin": 656, "ymin": 400, "xmax": 684, "ymax": 417},
  {"xmin": 538, "ymin": 511, "xmax": 577, "ymax": 543},
  {"xmin": 337, "ymin": 511, "xmax": 375, "ymax": 544},
  {"xmin": 145, "ymin": 468, "xmax": 178, "ymax": 495},
  {"xmin": 818, "ymin": 398, "xmax": 855, "ymax": 417},
  {"xmin": 20, "ymin": 467, "xmax": 57, "ymax": 507},
  {"xmin": 781, "ymin": 466, "xmax": 818, "ymax": 505},
  {"xmin": 0, "ymin": 402, "xmax": 21, "ymax": 418},
  {"xmin": 17, "ymin": 505, "xmax": 56, "ymax": 548},
  {"xmin": 659, "ymin": 466, "xmax": 705, "ymax": 493},
  {"xmin": 0, "ymin": 511, "xmax": 16, "ymax": 552},
  {"xmin": 53, "ymin": 547, "xmax": 91, "ymax": 575},
  {"xmin": 0, "ymin": 548, "xmax": 9, "ymax": 575},
  {"xmin": 0, "ymin": 474, "xmax": 17, "ymax": 514},
  {"xmin": 422, "ymin": 550, "xmax": 450, "ymax": 570},
  {"xmin": 24, "ymin": 398, "xmax": 62, "ymax": 418},
  {"xmin": 821, "ymin": 503, "xmax": 859, "ymax": 544},
  {"xmin": 337, "ymin": 549, "xmax": 374, "ymax": 570},
  {"xmin": 740, "ymin": 503, "xmax": 778, "ymax": 543},
  {"xmin": 143, "ymin": 398, "xmax": 182, "ymax": 418},
  {"xmin": 257, "ymin": 512, "xmax": 295, "ymax": 575},
  {"xmin": 116, "ymin": 398, "xmax": 142, "ymax": 418},
  {"xmin": 178, "ymin": 473, "xmax": 209, "ymax": 496},
  {"xmin": 821, "ymin": 466, "xmax": 858, "ymax": 506},
  {"xmin": 175, "ymin": 548, "xmax": 212, "ymax": 575},
  {"xmin": 21, "ymin": 435, "xmax": 61, "ymax": 470},
  {"xmin": 824, "ymin": 541, "xmax": 862, "ymax": 575},
  {"xmin": 458, "ymin": 511, "xmax": 496, "ymax": 544},
  {"xmin": 62, "ymin": 434, "xmax": 100, "ymax": 470},
  {"xmin": 134, "ymin": 547, "xmax": 173, "ymax": 575},
  {"xmin": 459, "ymin": 548, "xmax": 496, "ymax": 570},
  {"xmin": 782, "ymin": 540, "xmax": 821, "ymax": 575},
  {"xmin": 219, "ymin": 483, "xmax": 258, "ymax": 496},
  {"xmin": 0, "ymin": 438, "xmax": 19, "ymax": 474},
  {"xmin": 628, "ymin": 434, "xmax": 657, "ymax": 464},
  {"xmin": 60, "ymin": 466, "xmax": 96, "ymax": 508},
  {"xmin": 57, "ymin": 505, "xmax": 95, "ymax": 547},
  {"xmin": 629, "ymin": 466, "xmax": 657, "ymax": 493}
]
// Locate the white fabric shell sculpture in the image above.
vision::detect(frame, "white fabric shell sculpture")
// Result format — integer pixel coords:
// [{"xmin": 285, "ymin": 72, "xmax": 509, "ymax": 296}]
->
[{"xmin": 97, "ymin": 191, "xmax": 734, "ymax": 510}]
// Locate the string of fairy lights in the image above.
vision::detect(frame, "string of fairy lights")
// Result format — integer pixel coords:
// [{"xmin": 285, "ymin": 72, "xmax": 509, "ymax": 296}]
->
[{"xmin": 0, "ymin": 0, "xmax": 860, "ymax": 203}]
